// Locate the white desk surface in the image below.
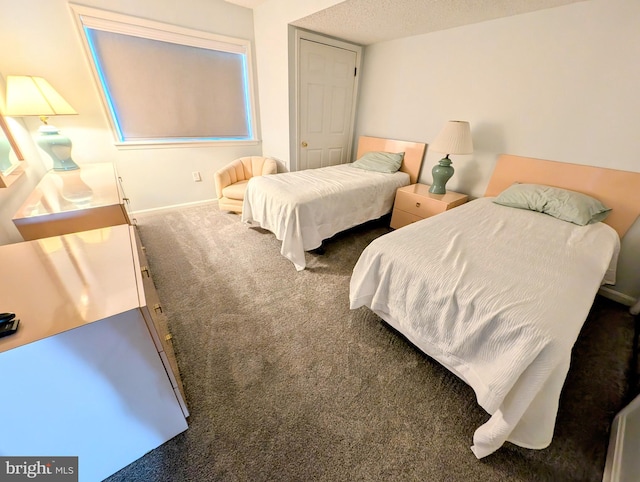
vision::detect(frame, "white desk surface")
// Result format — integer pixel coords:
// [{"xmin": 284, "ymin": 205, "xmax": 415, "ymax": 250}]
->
[{"xmin": 0, "ymin": 224, "xmax": 140, "ymax": 353}]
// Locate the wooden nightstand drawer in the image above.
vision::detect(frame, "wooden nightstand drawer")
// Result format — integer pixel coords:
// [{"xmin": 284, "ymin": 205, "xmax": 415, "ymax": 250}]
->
[
  {"xmin": 395, "ymin": 189, "xmax": 448, "ymax": 218},
  {"xmin": 390, "ymin": 184, "xmax": 468, "ymax": 229},
  {"xmin": 390, "ymin": 209, "xmax": 423, "ymax": 228}
]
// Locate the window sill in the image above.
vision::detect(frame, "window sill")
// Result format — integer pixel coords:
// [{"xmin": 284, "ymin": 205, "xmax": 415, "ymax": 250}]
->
[{"xmin": 114, "ymin": 139, "xmax": 260, "ymax": 150}]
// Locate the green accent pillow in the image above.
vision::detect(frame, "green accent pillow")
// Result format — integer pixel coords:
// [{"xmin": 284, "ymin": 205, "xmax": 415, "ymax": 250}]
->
[
  {"xmin": 493, "ymin": 183, "xmax": 611, "ymax": 225},
  {"xmin": 351, "ymin": 151, "xmax": 405, "ymax": 173}
]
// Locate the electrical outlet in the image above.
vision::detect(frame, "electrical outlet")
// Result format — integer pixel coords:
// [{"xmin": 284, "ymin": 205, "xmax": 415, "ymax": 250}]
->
[{"xmin": 192, "ymin": 171, "xmax": 202, "ymax": 182}]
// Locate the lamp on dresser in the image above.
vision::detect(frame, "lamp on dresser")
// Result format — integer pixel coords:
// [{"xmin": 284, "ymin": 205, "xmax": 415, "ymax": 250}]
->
[
  {"xmin": 5, "ymin": 75, "xmax": 80, "ymax": 171},
  {"xmin": 428, "ymin": 120, "xmax": 473, "ymax": 194}
]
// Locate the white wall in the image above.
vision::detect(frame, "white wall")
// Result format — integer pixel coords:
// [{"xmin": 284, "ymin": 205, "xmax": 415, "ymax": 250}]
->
[
  {"xmin": 0, "ymin": 0, "xmax": 259, "ymax": 242},
  {"xmin": 357, "ymin": 0, "xmax": 640, "ymax": 194},
  {"xmin": 355, "ymin": 0, "xmax": 640, "ymax": 302},
  {"xmin": 252, "ymin": 0, "xmax": 345, "ymax": 169}
]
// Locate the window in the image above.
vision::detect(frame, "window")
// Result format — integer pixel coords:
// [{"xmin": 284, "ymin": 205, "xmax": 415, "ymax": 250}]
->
[{"xmin": 71, "ymin": 5, "xmax": 257, "ymax": 147}]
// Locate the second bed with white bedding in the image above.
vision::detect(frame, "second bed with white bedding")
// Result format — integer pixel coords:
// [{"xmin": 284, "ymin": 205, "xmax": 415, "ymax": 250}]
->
[
  {"xmin": 242, "ymin": 164, "xmax": 410, "ymax": 271},
  {"xmin": 349, "ymin": 197, "xmax": 620, "ymax": 458}
]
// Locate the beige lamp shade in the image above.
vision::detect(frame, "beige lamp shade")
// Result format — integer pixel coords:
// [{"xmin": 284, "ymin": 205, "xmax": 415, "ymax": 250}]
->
[
  {"xmin": 5, "ymin": 76, "xmax": 77, "ymax": 118},
  {"xmin": 4, "ymin": 75, "xmax": 80, "ymax": 171},
  {"xmin": 430, "ymin": 120, "xmax": 473, "ymax": 155}
]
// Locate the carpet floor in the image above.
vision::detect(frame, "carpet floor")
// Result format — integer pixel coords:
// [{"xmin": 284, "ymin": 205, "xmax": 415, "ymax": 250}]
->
[{"xmin": 105, "ymin": 202, "xmax": 635, "ymax": 482}]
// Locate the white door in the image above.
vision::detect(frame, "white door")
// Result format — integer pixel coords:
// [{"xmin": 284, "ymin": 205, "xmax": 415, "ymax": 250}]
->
[{"xmin": 298, "ymin": 38, "xmax": 358, "ymax": 170}]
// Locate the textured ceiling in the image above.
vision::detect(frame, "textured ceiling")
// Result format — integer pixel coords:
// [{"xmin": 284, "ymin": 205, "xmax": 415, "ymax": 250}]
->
[{"xmin": 227, "ymin": 0, "xmax": 587, "ymax": 45}]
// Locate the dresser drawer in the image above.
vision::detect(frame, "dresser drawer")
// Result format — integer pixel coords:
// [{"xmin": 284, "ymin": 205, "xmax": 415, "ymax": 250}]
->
[{"xmin": 394, "ymin": 190, "xmax": 448, "ymax": 218}]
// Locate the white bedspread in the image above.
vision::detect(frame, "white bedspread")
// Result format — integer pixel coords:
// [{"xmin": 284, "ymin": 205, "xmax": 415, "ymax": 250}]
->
[
  {"xmin": 349, "ymin": 198, "xmax": 620, "ymax": 458},
  {"xmin": 242, "ymin": 164, "xmax": 410, "ymax": 270}
]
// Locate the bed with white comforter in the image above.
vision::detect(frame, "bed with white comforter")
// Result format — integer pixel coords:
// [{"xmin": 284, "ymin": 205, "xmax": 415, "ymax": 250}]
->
[
  {"xmin": 242, "ymin": 164, "xmax": 410, "ymax": 271},
  {"xmin": 349, "ymin": 197, "xmax": 620, "ymax": 458}
]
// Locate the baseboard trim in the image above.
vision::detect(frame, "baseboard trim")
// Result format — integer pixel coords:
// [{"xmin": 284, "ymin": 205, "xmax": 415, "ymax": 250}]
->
[
  {"xmin": 598, "ymin": 286, "xmax": 637, "ymax": 307},
  {"xmin": 131, "ymin": 199, "xmax": 218, "ymax": 217}
]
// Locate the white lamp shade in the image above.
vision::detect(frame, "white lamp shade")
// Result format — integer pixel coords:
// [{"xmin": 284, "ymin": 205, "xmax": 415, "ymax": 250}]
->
[
  {"xmin": 430, "ymin": 120, "xmax": 473, "ymax": 155},
  {"xmin": 5, "ymin": 76, "xmax": 77, "ymax": 117}
]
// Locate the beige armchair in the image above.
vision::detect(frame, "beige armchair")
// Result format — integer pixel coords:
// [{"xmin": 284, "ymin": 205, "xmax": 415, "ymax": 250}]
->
[{"xmin": 214, "ymin": 156, "xmax": 278, "ymax": 213}]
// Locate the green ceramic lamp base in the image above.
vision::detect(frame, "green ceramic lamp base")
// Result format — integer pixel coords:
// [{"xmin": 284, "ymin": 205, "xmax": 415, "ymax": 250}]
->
[
  {"xmin": 428, "ymin": 155, "xmax": 454, "ymax": 195},
  {"xmin": 37, "ymin": 125, "xmax": 80, "ymax": 171}
]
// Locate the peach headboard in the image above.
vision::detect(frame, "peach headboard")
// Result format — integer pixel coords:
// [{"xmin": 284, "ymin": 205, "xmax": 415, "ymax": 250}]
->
[
  {"xmin": 485, "ymin": 154, "xmax": 640, "ymax": 238},
  {"xmin": 356, "ymin": 136, "xmax": 427, "ymax": 185}
]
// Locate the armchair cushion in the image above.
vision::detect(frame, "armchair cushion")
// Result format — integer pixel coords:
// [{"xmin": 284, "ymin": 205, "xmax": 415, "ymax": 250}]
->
[
  {"xmin": 215, "ymin": 156, "xmax": 277, "ymax": 213},
  {"xmin": 222, "ymin": 180, "xmax": 249, "ymax": 200}
]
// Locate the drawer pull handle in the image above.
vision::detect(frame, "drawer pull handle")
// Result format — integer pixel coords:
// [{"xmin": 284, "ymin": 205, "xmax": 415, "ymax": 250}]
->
[
  {"xmin": 141, "ymin": 266, "xmax": 150, "ymax": 277},
  {"xmin": 165, "ymin": 334, "xmax": 173, "ymax": 341},
  {"xmin": 154, "ymin": 303, "xmax": 163, "ymax": 314},
  {"xmin": 415, "ymin": 202, "xmax": 421, "ymax": 208}
]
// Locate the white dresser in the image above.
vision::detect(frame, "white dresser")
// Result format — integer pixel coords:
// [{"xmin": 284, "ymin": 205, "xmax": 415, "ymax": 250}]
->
[{"xmin": 0, "ymin": 224, "xmax": 187, "ymax": 481}]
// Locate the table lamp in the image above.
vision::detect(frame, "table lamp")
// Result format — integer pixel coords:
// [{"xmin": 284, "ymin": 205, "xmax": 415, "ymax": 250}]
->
[
  {"xmin": 5, "ymin": 75, "xmax": 79, "ymax": 171},
  {"xmin": 428, "ymin": 120, "xmax": 473, "ymax": 194}
]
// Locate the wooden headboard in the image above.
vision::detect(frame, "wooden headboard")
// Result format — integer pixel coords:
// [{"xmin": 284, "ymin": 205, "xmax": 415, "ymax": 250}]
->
[
  {"xmin": 356, "ymin": 136, "xmax": 427, "ymax": 185},
  {"xmin": 485, "ymin": 154, "xmax": 640, "ymax": 238}
]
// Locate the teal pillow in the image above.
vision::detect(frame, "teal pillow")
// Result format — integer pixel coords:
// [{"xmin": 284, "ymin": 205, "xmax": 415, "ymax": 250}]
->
[
  {"xmin": 351, "ymin": 151, "xmax": 404, "ymax": 173},
  {"xmin": 493, "ymin": 183, "xmax": 611, "ymax": 225}
]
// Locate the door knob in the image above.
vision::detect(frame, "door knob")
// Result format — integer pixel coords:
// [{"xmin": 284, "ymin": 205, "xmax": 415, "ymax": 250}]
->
[{"xmin": 301, "ymin": 141, "xmax": 308, "ymax": 147}]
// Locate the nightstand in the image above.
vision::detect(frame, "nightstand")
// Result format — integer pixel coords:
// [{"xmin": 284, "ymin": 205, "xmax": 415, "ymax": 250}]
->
[{"xmin": 390, "ymin": 183, "xmax": 468, "ymax": 229}]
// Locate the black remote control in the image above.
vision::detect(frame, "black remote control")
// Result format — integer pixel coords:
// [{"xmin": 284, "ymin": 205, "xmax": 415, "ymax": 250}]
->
[
  {"xmin": 0, "ymin": 312, "xmax": 16, "ymax": 323},
  {"xmin": 0, "ymin": 318, "xmax": 19, "ymax": 338}
]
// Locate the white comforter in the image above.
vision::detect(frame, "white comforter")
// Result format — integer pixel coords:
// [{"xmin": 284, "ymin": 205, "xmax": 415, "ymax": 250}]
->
[
  {"xmin": 349, "ymin": 198, "xmax": 620, "ymax": 458},
  {"xmin": 242, "ymin": 164, "xmax": 410, "ymax": 270}
]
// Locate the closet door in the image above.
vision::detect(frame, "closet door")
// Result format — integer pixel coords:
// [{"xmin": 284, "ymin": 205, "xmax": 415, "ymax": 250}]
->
[{"xmin": 296, "ymin": 32, "xmax": 361, "ymax": 171}]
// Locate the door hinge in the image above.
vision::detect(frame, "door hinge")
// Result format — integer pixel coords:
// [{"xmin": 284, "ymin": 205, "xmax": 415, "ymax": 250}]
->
[{"xmin": 354, "ymin": 67, "xmax": 357, "ymax": 77}]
